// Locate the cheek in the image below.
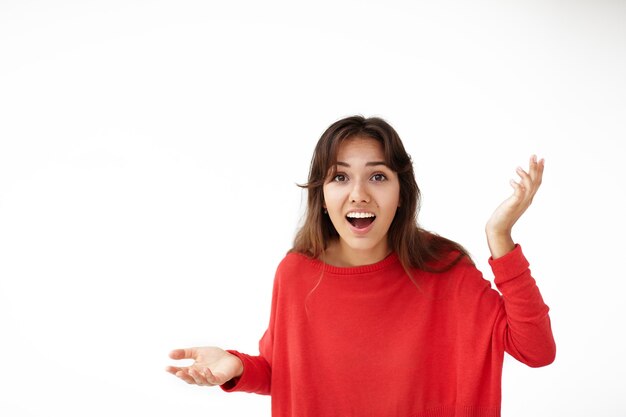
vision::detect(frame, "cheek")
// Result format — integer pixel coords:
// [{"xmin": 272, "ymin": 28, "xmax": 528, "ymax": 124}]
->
[
  {"xmin": 392, "ymin": 185, "xmax": 401, "ymax": 208},
  {"xmin": 374, "ymin": 188, "xmax": 401, "ymax": 211},
  {"xmin": 322, "ymin": 185, "xmax": 343, "ymax": 208}
]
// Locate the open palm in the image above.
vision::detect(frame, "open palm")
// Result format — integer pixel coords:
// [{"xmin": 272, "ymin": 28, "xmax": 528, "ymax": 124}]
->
[
  {"xmin": 166, "ymin": 346, "xmax": 243, "ymax": 386},
  {"xmin": 487, "ymin": 155, "xmax": 545, "ymax": 235}
]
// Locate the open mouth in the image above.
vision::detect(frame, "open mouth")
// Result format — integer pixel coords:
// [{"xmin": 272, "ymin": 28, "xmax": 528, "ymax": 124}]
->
[{"xmin": 346, "ymin": 212, "xmax": 376, "ymax": 230}]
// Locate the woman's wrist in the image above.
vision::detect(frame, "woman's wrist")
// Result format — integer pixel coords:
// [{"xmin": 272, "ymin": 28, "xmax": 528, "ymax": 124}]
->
[
  {"xmin": 224, "ymin": 349, "xmax": 245, "ymax": 378},
  {"xmin": 485, "ymin": 229, "xmax": 515, "ymax": 260}
]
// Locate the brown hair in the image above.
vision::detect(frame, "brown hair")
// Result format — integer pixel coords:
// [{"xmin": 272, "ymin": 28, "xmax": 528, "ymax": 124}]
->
[{"xmin": 291, "ymin": 115, "xmax": 472, "ymax": 276}]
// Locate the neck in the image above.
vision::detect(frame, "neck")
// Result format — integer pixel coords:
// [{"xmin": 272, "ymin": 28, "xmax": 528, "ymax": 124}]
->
[{"xmin": 324, "ymin": 239, "xmax": 391, "ymax": 267}]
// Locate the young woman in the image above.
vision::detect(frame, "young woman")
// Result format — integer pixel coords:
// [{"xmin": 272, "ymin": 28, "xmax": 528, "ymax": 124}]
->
[{"xmin": 166, "ymin": 116, "xmax": 556, "ymax": 417}]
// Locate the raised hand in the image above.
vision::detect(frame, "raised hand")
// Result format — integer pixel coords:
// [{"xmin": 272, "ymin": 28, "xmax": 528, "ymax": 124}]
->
[
  {"xmin": 166, "ymin": 346, "xmax": 243, "ymax": 386},
  {"xmin": 486, "ymin": 155, "xmax": 545, "ymax": 258}
]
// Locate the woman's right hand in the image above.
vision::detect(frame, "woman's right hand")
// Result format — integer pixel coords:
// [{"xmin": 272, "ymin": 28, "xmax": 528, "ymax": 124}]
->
[{"xmin": 166, "ymin": 346, "xmax": 243, "ymax": 386}]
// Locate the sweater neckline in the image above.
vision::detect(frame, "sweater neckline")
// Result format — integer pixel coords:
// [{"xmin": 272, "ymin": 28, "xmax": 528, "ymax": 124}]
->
[{"xmin": 297, "ymin": 251, "xmax": 400, "ymax": 275}]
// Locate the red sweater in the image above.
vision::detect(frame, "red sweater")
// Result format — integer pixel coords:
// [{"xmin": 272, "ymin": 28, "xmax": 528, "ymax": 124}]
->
[{"xmin": 221, "ymin": 244, "xmax": 556, "ymax": 417}]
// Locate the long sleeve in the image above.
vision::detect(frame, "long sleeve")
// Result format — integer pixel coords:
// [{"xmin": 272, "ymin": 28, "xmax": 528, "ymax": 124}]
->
[
  {"xmin": 220, "ymin": 347, "xmax": 271, "ymax": 394},
  {"xmin": 489, "ymin": 244, "xmax": 556, "ymax": 367}
]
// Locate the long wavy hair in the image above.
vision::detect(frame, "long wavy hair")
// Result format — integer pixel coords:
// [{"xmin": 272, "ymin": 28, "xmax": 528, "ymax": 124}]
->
[{"xmin": 291, "ymin": 115, "xmax": 471, "ymax": 276}]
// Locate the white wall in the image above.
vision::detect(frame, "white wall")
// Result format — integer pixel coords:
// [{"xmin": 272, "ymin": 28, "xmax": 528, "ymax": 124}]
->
[{"xmin": 1, "ymin": 1, "xmax": 624, "ymax": 416}]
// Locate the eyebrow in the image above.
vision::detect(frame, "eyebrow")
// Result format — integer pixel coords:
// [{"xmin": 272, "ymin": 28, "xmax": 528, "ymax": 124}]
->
[{"xmin": 336, "ymin": 161, "xmax": 388, "ymax": 167}]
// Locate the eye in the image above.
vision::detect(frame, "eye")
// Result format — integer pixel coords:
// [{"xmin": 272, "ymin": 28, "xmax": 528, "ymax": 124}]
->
[
  {"xmin": 333, "ymin": 173, "xmax": 348, "ymax": 182},
  {"xmin": 371, "ymin": 173, "xmax": 387, "ymax": 182}
]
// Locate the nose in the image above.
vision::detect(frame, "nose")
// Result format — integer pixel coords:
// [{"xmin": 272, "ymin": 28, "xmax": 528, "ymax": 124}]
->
[{"xmin": 349, "ymin": 179, "xmax": 371, "ymax": 203}]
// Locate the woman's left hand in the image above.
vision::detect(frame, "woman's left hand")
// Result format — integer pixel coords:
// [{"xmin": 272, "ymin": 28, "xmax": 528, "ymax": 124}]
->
[{"xmin": 486, "ymin": 155, "xmax": 545, "ymax": 258}]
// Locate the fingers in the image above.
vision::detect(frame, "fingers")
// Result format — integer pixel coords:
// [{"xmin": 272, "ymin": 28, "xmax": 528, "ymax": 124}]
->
[
  {"xmin": 509, "ymin": 178, "xmax": 523, "ymax": 194},
  {"xmin": 167, "ymin": 348, "xmax": 206, "ymax": 386},
  {"xmin": 528, "ymin": 154, "xmax": 545, "ymax": 185},
  {"xmin": 189, "ymin": 368, "xmax": 221, "ymax": 386},
  {"xmin": 169, "ymin": 348, "xmax": 195, "ymax": 360},
  {"xmin": 175, "ymin": 370, "xmax": 197, "ymax": 385},
  {"xmin": 512, "ymin": 155, "xmax": 545, "ymax": 198},
  {"xmin": 165, "ymin": 365, "xmax": 183, "ymax": 375},
  {"xmin": 168, "ymin": 367, "xmax": 223, "ymax": 386},
  {"xmin": 488, "ymin": 154, "xmax": 545, "ymax": 235},
  {"xmin": 515, "ymin": 167, "xmax": 530, "ymax": 190},
  {"xmin": 166, "ymin": 353, "xmax": 226, "ymax": 386}
]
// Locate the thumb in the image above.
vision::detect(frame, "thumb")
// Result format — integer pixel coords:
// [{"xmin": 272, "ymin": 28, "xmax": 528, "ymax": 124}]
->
[{"xmin": 169, "ymin": 347, "xmax": 196, "ymax": 360}]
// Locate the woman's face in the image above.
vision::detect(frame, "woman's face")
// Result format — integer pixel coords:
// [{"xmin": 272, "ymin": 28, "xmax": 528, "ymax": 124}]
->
[{"xmin": 322, "ymin": 136, "xmax": 400, "ymax": 263}]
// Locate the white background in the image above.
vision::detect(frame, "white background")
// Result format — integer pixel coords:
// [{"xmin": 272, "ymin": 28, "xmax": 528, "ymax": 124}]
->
[{"xmin": 1, "ymin": 1, "xmax": 625, "ymax": 416}]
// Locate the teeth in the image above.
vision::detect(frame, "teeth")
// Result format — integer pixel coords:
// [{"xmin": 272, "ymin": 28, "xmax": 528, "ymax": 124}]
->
[{"xmin": 346, "ymin": 212, "xmax": 376, "ymax": 219}]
